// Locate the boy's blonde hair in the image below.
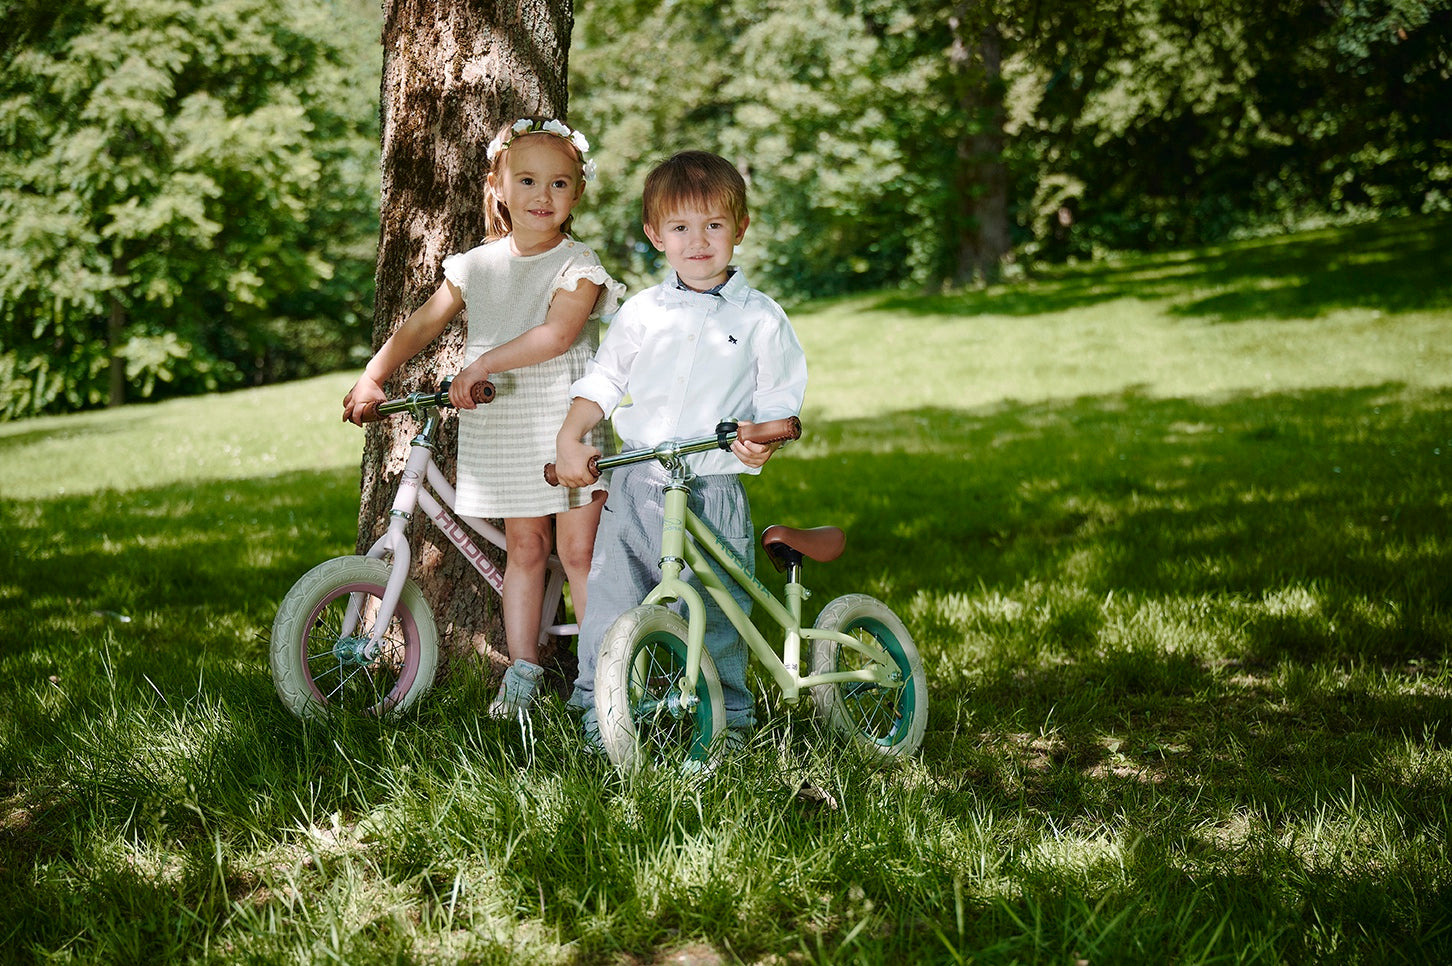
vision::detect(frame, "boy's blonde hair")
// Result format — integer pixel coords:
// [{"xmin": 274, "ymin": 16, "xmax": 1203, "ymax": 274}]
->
[{"xmin": 642, "ymin": 151, "xmax": 749, "ymax": 231}]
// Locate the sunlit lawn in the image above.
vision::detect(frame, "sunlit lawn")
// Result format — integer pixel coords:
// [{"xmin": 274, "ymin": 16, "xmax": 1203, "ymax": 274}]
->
[{"xmin": 1, "ymin": 215, "xmax": 1449, "ymax": 963}]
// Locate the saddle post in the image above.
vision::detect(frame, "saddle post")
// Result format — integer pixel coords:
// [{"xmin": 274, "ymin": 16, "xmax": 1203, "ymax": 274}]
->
[{"xmin": 781, "ymin": 556, "xmax": 808, "ymax": 680}]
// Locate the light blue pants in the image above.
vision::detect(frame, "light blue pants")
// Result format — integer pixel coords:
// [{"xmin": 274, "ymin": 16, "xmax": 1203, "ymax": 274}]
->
[{"xmin": 569, "ymin": 461, "xmax": 757, "ymax": 730}]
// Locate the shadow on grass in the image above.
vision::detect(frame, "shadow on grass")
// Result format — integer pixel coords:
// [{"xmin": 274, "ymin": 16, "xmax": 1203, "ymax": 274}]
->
[
  {"xmin": 4, "ymin": 380, "xmax": 1446, "ymax": 674},
  {"xmin": 862, "ymin": 214, "xmax": 1452, "ymax": 322},
  {"xmin": 0, "ymin": 468, "xmax": 361, "ymax": 673},
  {"xmin": 745, "ymin": 380, "xmax": 1451, "ymax": 854},
  {"xmin": 755, "ymin": 382, "xmax": 1451, "ymax": 651},
  {"xmin": 4, "ymin": 380, "xmax": 1451, "ymax": 960}
]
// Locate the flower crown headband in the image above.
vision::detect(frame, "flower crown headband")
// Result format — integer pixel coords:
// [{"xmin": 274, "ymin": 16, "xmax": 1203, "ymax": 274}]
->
[{"xmin": 486, "ymin": 117, "xmax": 597, "ymax": 182}]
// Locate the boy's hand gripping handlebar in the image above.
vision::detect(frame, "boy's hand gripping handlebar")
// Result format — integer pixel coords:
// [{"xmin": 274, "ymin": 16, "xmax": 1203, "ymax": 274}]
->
[
  {"xmin": 543, "ymin": 416, "xmax": 802, "ymax": 487},
  {"xmin": 353, "ymin": 376, "xmax": 495, "ymax": 423}
]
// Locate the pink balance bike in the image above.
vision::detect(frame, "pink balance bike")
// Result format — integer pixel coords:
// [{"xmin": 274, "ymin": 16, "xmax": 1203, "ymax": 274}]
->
[{"xmin": 268, "ymin": 377, "xmax": 571, "ymax": 718}]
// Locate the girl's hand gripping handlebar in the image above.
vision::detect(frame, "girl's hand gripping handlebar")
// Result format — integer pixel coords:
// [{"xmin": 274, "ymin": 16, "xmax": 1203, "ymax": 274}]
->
[
  {"xmin": 543, "ymin": 416, "xmax": 802, "ymax": 487},
  {"xmin": 353, "ymin": 377, "xmax": 495, "ymax": 424}
]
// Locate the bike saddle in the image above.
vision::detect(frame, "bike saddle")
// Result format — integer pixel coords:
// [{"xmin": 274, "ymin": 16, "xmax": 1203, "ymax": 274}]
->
[{"xmin": 761, "ymin": 525, "xmax": 846, "ymax": 571}]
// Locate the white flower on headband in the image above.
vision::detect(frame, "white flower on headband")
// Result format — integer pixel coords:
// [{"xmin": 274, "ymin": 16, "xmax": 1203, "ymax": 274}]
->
[{"xmin": 486, "ymin": 117, "xmax": 597, "ymax": 181}]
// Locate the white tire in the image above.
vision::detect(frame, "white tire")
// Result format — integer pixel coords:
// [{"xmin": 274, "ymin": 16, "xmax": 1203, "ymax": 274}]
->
[
  {"xmin": 596, "ymin": 605, "xmax": 726, "ymax": 772},
  {"xmin": 270, "ymin": 556, "xmax": 439, "ymax": 718},
  {"xmin": 809, "ymin": 594, "xmax": 928, "ymax": 760}
]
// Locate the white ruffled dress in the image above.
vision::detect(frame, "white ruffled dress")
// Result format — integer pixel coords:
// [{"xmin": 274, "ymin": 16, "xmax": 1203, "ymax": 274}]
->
[{"xmin": 443, "ymin": 236, "xmax": 624, "ymax": 518}]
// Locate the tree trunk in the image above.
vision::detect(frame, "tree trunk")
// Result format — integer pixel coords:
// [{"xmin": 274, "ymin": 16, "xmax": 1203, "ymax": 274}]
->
[
  {"xmin": 107, "ymin": 293, "xmax": 126, "ymax": 407},
  {"xmin": 360, "ymin": 0, "xmax": 573, "ymax": 664},
  {"xmin": 948, "ymin": 7, "xmax": 1010, "ymax": 287}
]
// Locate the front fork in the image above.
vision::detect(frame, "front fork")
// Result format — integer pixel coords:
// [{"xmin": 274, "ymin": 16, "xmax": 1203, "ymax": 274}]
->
[
  {"xmin": 642, "ymin": 480, "xmax": 705, "ymax": 714},
  {"xmin": 341, "ymin": 435, "xmax": 433, "ymax": 661}
]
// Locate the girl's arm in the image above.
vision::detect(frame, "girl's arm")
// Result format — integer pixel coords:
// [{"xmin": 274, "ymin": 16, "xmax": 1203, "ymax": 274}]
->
[
  {"xmin": 450, "ymin": 281, "xmax": 601, "ymax": 409},
  {"xmin": 343, "ymin": 280, "xmax": 464, "ymax": 423}
]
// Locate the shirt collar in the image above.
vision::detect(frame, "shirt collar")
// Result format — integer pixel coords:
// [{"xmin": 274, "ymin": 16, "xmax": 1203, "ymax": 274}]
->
[{"xmin": 666, "ymin": 267, "xmax": 749, "ymax": 306}]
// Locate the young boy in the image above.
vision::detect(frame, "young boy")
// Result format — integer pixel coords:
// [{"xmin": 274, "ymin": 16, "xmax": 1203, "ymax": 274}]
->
[{"xmin": 553, "ymin": 150, "xmax": 808, "ymax": 747}]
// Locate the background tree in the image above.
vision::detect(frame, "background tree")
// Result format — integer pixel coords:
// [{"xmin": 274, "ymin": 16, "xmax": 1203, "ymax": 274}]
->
[
  {"xmin": 358, "ymin": 0, "xmax": 575, "ymax": 662},
  {"xmin": 570, "ymin": 0, "xmax": 1450, "ymax": 298},
  {"xmin": 0, "ymin": 0, "xmax": 380, "ymax": 419}
]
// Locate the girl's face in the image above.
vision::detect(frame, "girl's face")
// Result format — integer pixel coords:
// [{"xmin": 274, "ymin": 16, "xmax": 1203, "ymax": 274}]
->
[{"xmin": 488, "ymin": 135, "xmax": 584, "ymax": 240}]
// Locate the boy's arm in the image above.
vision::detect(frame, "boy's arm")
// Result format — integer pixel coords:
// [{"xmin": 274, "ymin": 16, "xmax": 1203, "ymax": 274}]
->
[
  {"xmin": 344, "ymin": 280, "xmax": 463, "ymax": 423},
  {"xmin": 553, "ymin": 397, "xmax": 607, "ymax": 487},
  {"xmin": 734, "ymin": 306, "xmax": 808, "ymax": 466}
]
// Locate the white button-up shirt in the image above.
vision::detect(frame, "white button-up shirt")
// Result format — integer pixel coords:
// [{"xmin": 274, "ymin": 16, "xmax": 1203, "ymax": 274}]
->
[{"xmin": 570, "ymin": 269, "xmax": 808, "ymax": 476}]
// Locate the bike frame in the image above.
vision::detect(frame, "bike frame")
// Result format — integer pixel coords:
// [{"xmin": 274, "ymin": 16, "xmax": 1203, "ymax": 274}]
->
[
  {"xmin": 346, "ymin": 392, "xmax": 575, "ymax": 657},
  {"xmin": 597, "ymin": 435, "xmax": 903, "ymax": 706}
]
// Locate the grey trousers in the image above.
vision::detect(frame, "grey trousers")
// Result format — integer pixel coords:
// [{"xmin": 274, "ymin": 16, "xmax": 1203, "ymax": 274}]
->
[{"xmin": 568, "ymin": 461, "xmax": 757, "ymax": 729}]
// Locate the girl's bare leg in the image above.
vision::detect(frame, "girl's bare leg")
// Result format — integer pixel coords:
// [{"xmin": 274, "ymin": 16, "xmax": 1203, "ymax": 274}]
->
[
  {"xmin": 502, "ymin": 515, "xmax": 553, "ymax": 664},
  {"xmin": 555, "ymin": 491, "xmax": 605, "ymax": 622}
]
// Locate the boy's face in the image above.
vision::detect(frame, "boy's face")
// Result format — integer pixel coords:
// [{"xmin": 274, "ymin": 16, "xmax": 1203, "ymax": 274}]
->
[{"xmin": 643, "ymin": 204, "xmax": 748, "ymax": 292}]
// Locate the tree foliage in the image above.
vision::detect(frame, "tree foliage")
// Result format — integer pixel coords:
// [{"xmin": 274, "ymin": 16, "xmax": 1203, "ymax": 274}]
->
[
  {"xmin": 0, "ymin": 0, "xmax": 380, "ymax": 419},
  {"xmin": 570, "ymin": 0, "xmax": 1451, "ymax": 300},
  {"xmin": 1, "ymin": 0, "xmax": 1445, "ymax": 420}
]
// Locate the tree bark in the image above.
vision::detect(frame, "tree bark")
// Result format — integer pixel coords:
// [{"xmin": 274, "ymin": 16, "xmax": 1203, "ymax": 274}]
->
[
  {"xmin": 948, "ymin": 7, "xmax": 1010, "ymax": 287},
  {"xmin": 107, "ymin": 292, "xmax": 126, "ymax": 407},
  {"xmin": 360, "ymin": 0, "xmax": 573, "ymax": 663}
]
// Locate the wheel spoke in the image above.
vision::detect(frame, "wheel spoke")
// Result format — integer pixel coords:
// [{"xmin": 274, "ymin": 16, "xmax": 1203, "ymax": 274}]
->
[
  {"xmin": 301, "ymin": 592, "xmax": 408, "ymax": 713},
  {"xmin": 810, "ymin": 596, "xmax": 926, "ymax": 759}
]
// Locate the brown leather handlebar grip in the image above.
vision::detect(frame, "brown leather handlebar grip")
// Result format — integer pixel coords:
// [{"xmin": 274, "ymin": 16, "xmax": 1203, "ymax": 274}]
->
[
  {"xmin": 352, "ymin": 379, "xmax": 495, "ymax": 424},
  {"xmin": 543, "ymin": 455, "xmax": 601, "ymax": 487},
  {"xmin": 737, "ymin": 416, "xmax": 802, "ymax": 445}
]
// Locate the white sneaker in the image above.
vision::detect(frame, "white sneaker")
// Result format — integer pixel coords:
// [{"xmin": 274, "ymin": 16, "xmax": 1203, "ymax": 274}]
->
[{"xmin": 488, "ymin": 659, "xmax": 544, "ymax": 719}]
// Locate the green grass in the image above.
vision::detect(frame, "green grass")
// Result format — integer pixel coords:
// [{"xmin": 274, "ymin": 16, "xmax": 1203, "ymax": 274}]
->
[{"xmin": 2, "ymin": 214, "xmax": 1450, "ymax": 963}]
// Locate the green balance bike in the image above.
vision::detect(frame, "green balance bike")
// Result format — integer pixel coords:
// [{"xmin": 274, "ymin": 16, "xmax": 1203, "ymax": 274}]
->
[{"xmin": 547, "ymin": 417, "xmax": 927, "ymax": 772}]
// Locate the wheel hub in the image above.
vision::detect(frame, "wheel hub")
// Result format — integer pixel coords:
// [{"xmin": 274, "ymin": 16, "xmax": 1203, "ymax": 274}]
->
[
  {"xmin": 332, "ymin": 636, "xmax": 373, "ymax": 665},
  {"xmin": 668, "ymin": 681, "xmax": 698, "ymax": 717}
]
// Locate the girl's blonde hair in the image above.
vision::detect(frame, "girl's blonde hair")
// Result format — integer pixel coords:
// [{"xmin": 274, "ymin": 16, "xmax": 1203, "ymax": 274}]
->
[{"xmin": 483, "ymin": 115, "xmax": 590, "ymax": 240}]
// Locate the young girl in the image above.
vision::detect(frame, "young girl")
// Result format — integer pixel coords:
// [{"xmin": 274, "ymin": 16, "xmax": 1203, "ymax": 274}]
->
[{"xmin": 343, "ymin": 116, "xmax": 622, "ymax": 719}]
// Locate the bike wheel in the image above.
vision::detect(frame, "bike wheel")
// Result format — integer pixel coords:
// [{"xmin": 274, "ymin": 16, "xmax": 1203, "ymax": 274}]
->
[
  {"xmin": 270, "ymin": 556, "xmax": 439, "ymax": 719},
  {"xmin": 809, "ymin": 594, "xmax": 928, "ymax": 760},
  {"xmin": 596, "ymin": 605, "xmax": 726, "ymax": 772}
]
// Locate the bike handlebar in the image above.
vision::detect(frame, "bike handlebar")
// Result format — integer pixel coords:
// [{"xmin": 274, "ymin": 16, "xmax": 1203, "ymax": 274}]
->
[
  {"xmin": 543, "ymin": 416, "xmax": 802, "ymax": 487},
  {"xmin": 354, "ymin": 377, "xmax": 495, "ymax": 423}
]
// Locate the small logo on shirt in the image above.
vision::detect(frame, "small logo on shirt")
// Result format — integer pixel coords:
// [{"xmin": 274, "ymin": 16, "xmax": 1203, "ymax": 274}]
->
[{"xmin": 727, "ymin": 335, "xmax": 738, "ymax": 344}]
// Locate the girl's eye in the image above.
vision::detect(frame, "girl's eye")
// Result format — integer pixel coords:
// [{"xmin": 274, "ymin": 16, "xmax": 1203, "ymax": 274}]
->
[{"xmin": 553, "ymin": 179, "xmax": 570, "ymax": 188}]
